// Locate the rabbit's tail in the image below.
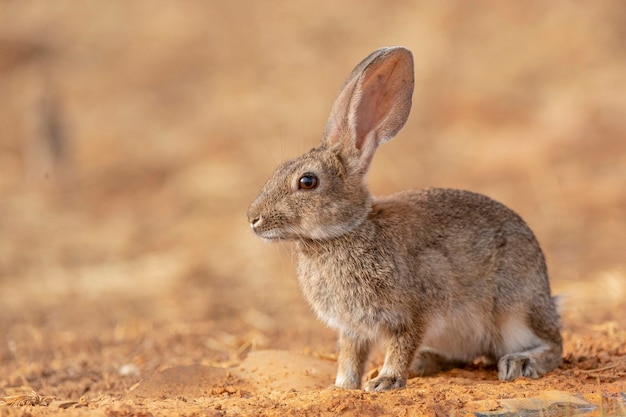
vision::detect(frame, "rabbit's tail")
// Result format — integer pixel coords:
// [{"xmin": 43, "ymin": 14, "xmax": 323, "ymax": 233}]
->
[{"xmin": 552, "ymin": 295, "xmax": 566, "ymax": 316}]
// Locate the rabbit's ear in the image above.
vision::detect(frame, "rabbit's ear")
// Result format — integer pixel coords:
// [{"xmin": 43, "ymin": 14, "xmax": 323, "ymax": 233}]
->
[{"xmin": 323, "ymin": 47, "xmax": 414, "ymax": 175}]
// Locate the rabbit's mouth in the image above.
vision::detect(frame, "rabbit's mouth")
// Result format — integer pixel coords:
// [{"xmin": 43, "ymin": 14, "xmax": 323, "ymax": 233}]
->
[
  {"xmin": 249, "ymin": 211, "xmax": 356, "ymax": 242},
  {"xmin": 251, "ymin": 227, "xmax": 280, "ymax": 241},
  {"xmin": 255, "ymin": 230, "xmax": 297, "ymax": 243},
  {"xmin": 256, "ymin": 231, "xmax": 285, "ymax": 243},
  {"xmin": 249, "ymin": 218, "xmax": 293, "ymax": 242}
]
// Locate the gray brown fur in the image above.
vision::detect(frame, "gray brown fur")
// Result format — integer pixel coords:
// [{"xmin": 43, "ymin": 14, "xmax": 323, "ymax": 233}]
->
[{"xmin": 247, "ymin": 47, "xmax": 562, "ymax": 391}]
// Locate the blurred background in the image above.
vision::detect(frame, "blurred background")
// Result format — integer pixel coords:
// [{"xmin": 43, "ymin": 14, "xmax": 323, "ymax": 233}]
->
[{"xmin": 1, "ymin": 0, "xmax": 625, "ymax": 393}]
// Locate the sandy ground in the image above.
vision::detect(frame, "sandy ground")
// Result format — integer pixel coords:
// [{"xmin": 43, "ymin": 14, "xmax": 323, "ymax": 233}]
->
[{"xmin": 1, "ymin": 2, "xmax": 625, "ymax": 416}]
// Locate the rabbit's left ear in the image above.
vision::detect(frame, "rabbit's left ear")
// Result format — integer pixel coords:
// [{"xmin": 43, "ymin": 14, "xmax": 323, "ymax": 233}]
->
[{"xmin": 323, "ymin": 47, "xmax": 414, "ymax": 175}]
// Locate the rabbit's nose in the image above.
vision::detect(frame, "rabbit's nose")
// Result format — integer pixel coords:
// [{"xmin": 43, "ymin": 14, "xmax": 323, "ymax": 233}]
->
[{"xmin": 250, "ymin": 215, "xmax": 262, "ymax": 229}]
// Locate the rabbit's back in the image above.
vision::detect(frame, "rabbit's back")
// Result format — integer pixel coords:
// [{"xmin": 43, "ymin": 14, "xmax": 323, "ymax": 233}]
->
[{"xmin": 377, "ymin": 188, "xmax": 549, "ymax": 293}]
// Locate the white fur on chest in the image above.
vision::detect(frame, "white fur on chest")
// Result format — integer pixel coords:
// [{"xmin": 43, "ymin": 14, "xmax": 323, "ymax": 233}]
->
[{"xmin": 296, "ymin": 253, "xmax": 407, "ymax": 340}]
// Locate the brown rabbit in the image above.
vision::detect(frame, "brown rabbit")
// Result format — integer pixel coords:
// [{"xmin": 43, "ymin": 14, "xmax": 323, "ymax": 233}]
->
[{"xmin": 247, "ymin": 47, "xmax": 562, "ymax": 391}]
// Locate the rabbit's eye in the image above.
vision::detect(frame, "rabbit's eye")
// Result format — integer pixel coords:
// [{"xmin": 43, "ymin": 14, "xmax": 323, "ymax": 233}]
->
[{"xmin": 298, "ymin": 174, "xmax": 318, "ymax": 190}]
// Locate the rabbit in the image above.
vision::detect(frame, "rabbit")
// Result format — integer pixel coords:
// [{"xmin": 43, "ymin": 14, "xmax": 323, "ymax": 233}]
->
[{"xmin": 247, "ymin": 46, "xmax": 563, "ymax": 392}]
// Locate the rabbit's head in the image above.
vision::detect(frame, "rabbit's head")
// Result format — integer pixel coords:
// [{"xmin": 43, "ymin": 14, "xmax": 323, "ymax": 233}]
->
[{"xmin": 248, "ymin": 47, "xmax": 414, "ymax": 241}]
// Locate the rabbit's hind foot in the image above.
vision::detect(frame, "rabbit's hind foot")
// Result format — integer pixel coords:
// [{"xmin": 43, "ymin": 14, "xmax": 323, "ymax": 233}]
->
[{"xmin": 497, "ymin": 343, "xmax": 562, "ymax": 381}]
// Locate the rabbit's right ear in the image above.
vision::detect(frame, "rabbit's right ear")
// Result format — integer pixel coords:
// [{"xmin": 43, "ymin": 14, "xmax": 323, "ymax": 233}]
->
[{"xmin": 322, "ymin": 47, "xmax": 414, "ymax": 176}]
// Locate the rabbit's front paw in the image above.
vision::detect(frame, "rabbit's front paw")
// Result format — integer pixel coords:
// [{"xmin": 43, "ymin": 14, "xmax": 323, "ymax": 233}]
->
[
  {"xmin": 334, "ymin": 372, "xmax": 361, "ymax": 390},
  {"xmin": 363, "ymin": 374, "xmax": 406, "ymax": 392},
  {"xmin": 498, "ymin": 353, "xmax": 539, "ymax": 380}
]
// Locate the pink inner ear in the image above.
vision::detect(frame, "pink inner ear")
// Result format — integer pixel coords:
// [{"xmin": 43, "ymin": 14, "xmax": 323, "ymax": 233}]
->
[
  {"xmin": 323, "ymin": 47, "xmax": 413, "ymax": 164},
  {"xmin": 354, "ymin": 81, "xmax": 380, "ymax": 150},
  {"xmin": 354, "ymin": 68, "xmax": 398, "ymax": 150}
]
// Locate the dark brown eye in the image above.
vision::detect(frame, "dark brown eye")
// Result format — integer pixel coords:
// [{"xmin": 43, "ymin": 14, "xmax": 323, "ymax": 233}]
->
[{"xmin": 298, "ymin": 173, "xmax": 318, "ymax": 190}]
